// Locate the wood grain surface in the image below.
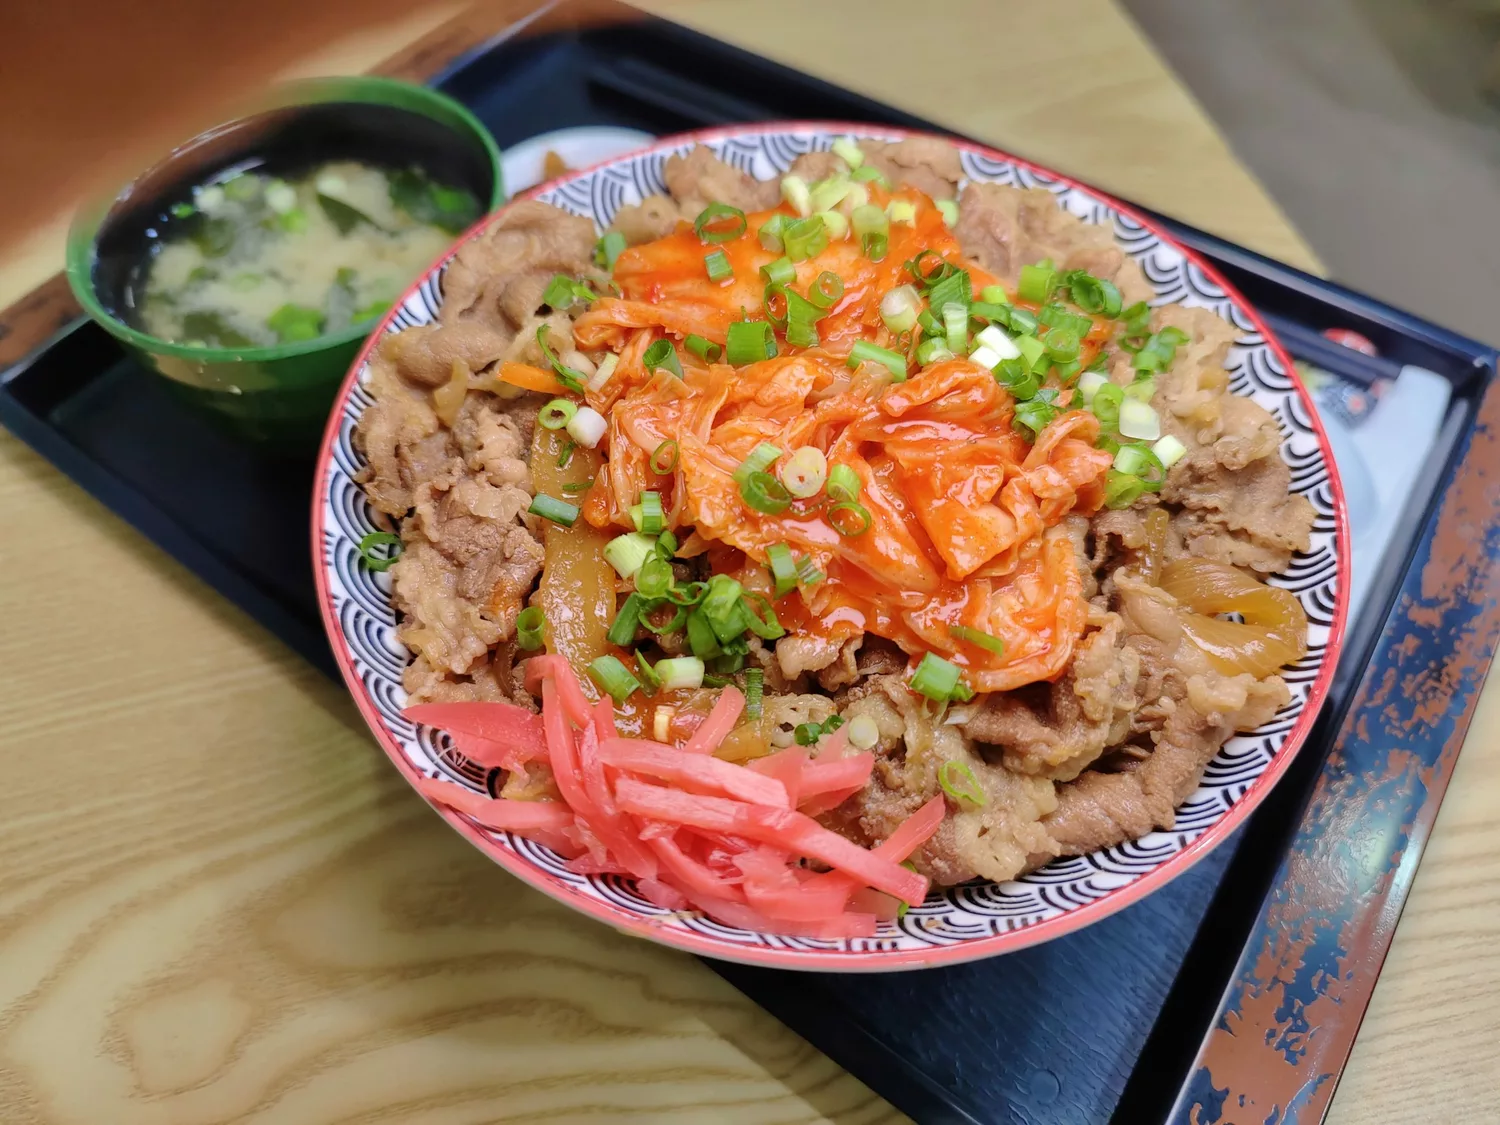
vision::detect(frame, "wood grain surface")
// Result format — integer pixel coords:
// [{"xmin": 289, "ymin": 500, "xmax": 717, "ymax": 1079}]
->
[{"xmin": 0, "ymin": 2, "xmax": 1493, "ymax": 1123}]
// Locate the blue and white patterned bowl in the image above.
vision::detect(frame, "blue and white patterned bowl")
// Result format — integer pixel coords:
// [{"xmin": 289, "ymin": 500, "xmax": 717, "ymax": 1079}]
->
[{"xmin": 313, "ymin": 124, "xmax": 1350, "ymax": 971}]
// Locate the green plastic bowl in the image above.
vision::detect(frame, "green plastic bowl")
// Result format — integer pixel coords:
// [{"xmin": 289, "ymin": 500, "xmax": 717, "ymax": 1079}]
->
[{"xmin": 66, "ymin": 76, "xmax": 502, "ymax": 447}]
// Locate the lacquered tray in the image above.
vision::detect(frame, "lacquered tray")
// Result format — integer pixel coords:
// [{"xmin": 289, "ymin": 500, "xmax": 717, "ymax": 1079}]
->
[{"xmin": 3, "ymin": 3, "xmax": 1497, "ymax": 1121}]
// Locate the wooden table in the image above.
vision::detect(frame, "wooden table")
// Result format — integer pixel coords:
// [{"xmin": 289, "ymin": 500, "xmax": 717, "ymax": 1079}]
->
[{"xmin": 0, "ymin": 2, "xmax": 1495, "ymax": 1121}]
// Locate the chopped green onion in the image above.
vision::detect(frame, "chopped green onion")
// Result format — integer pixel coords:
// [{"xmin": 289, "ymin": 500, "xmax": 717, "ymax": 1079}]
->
[
  {"xmin": 943, "ymin": 302, "xmax": 969, "ymax": 354},
  {"xmin": 1044, "ymin": 328, "xmax": 1081, "ymax": 361},
  {"xmin": 700, "ymin": 574, "xmax": 746, "ymax": 643},
  {"xmin": 851, "ymin": 204, "xmax": 889, "ymax": 262},
  {"xmin": 656, "ymin": 529, "xmax": 678, "ymax": 561},
  {"xmin": 604, "ymin": 533, "xmax": 657, "ymax": 579},
  {"xmin": 766, "ymin": 542, "xmax": 798, "ymax": 597},
  {"xmin": 936, "ymin": 199, "xmax": 959, "ymax": 227},
  {"xmin": 744, "ymin": 666, "xmax": 765, "ymax": 719},
  {"xmin": 541, "ymin": 273, "xmax": 597, "ymax": 310},
  {"xmin": 556, "ymin": 440, "xmax": 575, "ymax": 469},
  {"xmin": 643, "ymin": 338, "xmax": 684, "ymax": 379},
  {"xmin": 848, "ymin": 340, "xmax": 908, "ymax": 381},
  {"xmin": 607, "ymin": 593, "xmax": 644, "ymax": 647},
  {"xmin": 779, "ymin": 446, "xmax": 828, "ymax": 498},
  {"xmin": 995, "ymin": 359, "xmax": 1042, "ymax": 401},
  {"xmin": 738, "ymin": 591, "xmax": 784, "ymax": 640},
  {"xmin": 795, "ymin": 553, "xmax": 825, "ymax": 588},
  {"xmin": 1054, "ymin": 359, "xmax": 1083, "ymax": 384},
  {"xmin": 640, "ymin": 602, "xmax": 687, "ymax": 636},
  {"xmin": 657, "ymin": 657, "xmax": 706, "ymax": 690},
  {"xmin": 529, "ymin": 495, "xmax": 579, "ymax": 527},
  {"xmin": 357, "ymin": 530, "xmax": 402, "ymax": 572},
  {"xmin": 761, "ymin": 256, "xmax": 797, "ymax": 287},
  {"xmin": 694, "ymin": 202, "xmax": 748, "ymax": 244},
  {"xmin": 810, "ymin": 176, "xmax": 852, "ymax": 214},
  {"xmin": 636, "ymin": 651, "xmax": 662, "ymax": 695},
  {"xmin": 831, "ymin": 137, "xmax": 865, "ymax": 168},
  {"xmin": 762, "ymin": 282, "xmax": 790, "ymax": 331},
  {"xmin": 1013, "ymin": 333, "xmax": 1047, "ymax": 371},
  {"xmin": 1077, "ymin": 371, "xmax": 1108, "ymax": 405},
  {"xmin": 733, "ymin": 443, "xmax": 783, "ymax": 483},
  {"xmin": 917, "ymin": 309, "xmax": 941, "ymax": 337},
  {"xmin": 1092, "ymin": 383, "xmax": 1125, "ymax": 432},
  {"xmin": 638, "ymin": 490, "xmax": 665, "ymax": 535},
  {"xmin": 516, "ymin": 605, "xmax": 545, "ymax": 650},
  {"xmin": 938, "ymin": 760, "xmax": 987, "ymax": 806},
  {"xmin": 1065, "ymin": 271, "xmax": 1123, "ymax": 318},
  {"xmin": 704, "ymin": 249, "xmax": 734, "ymax": 282},
  {"xmin": 816, "ymin": 209, "xmax": 850, "ymax": 241},
  {"xmin": 758, "ymin": 214, "xmax": 786, "ymax": 252},
  {"xmin": 828, "ymin": 501, "xmax": 872, "ymax": 537},
  {"xmin": 1113, "ymin": 443, "xmax": 1166, "ymax": 490},
  {"xmin": 910, "ymin": 653, "xmax": 964, "ymax": 702},
  {"xmin": 810, "ymin": 271, "xmax": 845, "ymax": 309},
  {"xmin": 827, "ymin": 463, "xmax": 861, "ymax": 504},
  {"xmin": 925, "ymin": 269, "xmax": 972, "ymax": 317},
  {"xmin": 587, "ymin": 352, "xmax": 620, "ymax": 393},
  {"xmin": 685, "ymin": 611, "xmax": 722, "ymax": 658},
  {"xmin": 1119, "ymin": 398, "xmax": 1161, "ymax": 441},
  {"xmin": 969, "ymin": 301, "xmax": 1010, "ymax": 324},
  {"xmin": 781, "ymin": 175, "xmax": 813, "ymax": 217},
  {"xmin": 589, "ymin": 655, "xmax": 642, "ymax": 704},
  {"xmin": 726, "ymin": 320, "xmax": 778, "ymax": 364},
  {"xmin": 1132, "ymin": 328, "xmax": 1190, "ymax": 375},
  {"xmin": 537, "ymin": 398, "xmax": 577, "ymax": 430},
  {"xmin": 1153, "ymin": 434, "xmax": 1188, "ymax": 470},
  {"xmin": 851, "ymin": 164, "xmax": 889, "ymax": 187},
  {"xmin": 741, "ymin": 471, "xmax": 792, "ymax": 515},
  {"xmin": 880, "ymin": 285, "xmax": 921, "ymax": 333},
  {"xmin": 650, "ymin": 439, "xmax": 681, "ymax": 474},
  {"xmin": 566, "ymin": 405, "xmax": 606, "ymax": 449},
  {"xmin": 949, "ymin": 624, "xmax": 1006, "ymax": 655},
  {"xmin": 1038, "ymin": 303, "xmax": 1093, "ymax": 337},
  {"xmin": 1124, "ymin": 378, "xmax": 1155, "ymax": 403},
  {"xmin": 917, "ymin": 339, "xmax": 954, "ymax": 365},
  {"xmin": 886, "ymin": 199, "xmax": 917, "ymax": 226},
  {"xmin": 684, "ymin": 334, "xmax": 722, "ymax": 363},
  {"xmin": 561, "ymin": 480, "xmax": 593, "ymax": 494},
  {"xmin": 636, "ymin": 555, "xmax": 673, "ymax": 599},
  {"xmin": 1014, "ymin": 390, "xmax": 1061, "ymax": 438},
  {"xmin": 1103, "ymin": 469, "xmax": 1147, "ymax": 509},
  {"xmin": 535, "ymin": 325, "xmax": 587, "ymax": 393},
  {"xmin": 594, "ymin": 231, "xmax": 627, "ymax": 273},
  {"xmin": 980, "ymin": 284, "xmax": 1010, "ymax": 305},
  {"xmin": 784, "ymin": 215, "xmax": 828, "ymax": 261},
  {"xmin": 793, "ymin": 722, "xmax": 824, "ymax": 746},
  {"xmin": 784, "ymin": 288, "xmax": 825, "ymax": 340},
  {"xmin": 1006, "ymin": 307, "xmax": 1039, "ymax": 336}
]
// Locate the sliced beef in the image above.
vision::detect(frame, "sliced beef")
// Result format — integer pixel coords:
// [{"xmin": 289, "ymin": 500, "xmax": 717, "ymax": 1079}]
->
[
  {"xmin": 858, "ymin": 137, "xmax": 964, "ymax": 200},
  {"xmin": 663, "ymin": 146, "xmax": 780, "ymax": 214},
  {"xmin": 608, "ymin": 194, "xmax": 684, "ymax": 245}
]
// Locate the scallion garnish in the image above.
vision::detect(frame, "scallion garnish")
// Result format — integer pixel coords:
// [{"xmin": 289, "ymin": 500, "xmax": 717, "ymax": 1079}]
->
[
  {"xmin": 1113, "ymin": 443, "xmax": 1167, "ymax": 490},
  {"xmin": 594, "ymin": 231, "xmax": 627, "ymax": 273},
  {"xmin": 942, "ymin": 302, "xmax": 969, "ymax": 354},
  {"xmin": 783, "ymin": 215, "xmax": 828, "ymax": 261},
  {"xmin": 535, "ymin": 325, "xmax": 587, "ymax": 393},
  {"xmin": 880, "ymin": 285, "xmax": 921, "ymax": 334},
  {"xmin": 779, "ymin": 446, "xmax": 828, "ymax": 498},
  {"xmin": 636, "ymin": 555, "xmax": 673, "ymax": 598},
  {"xmin": 637, "ymin": 490, "xmax": 665, "ymax": 535},
  {"xmin": 541, "ymin": 273, "xmax": 597, "ymax": 310},
  {"xmin": 744, "ymin": 666, "xmax": 765, "ymax": 719},
  {"xmin": 826, "ymin": 463, "xmax": 861, "ymax": 504},
  {"xmin": 1018, "ymin": 263, "xmax": 1057, "ymax": 304},
  {"xmin": 738, "ymin": 591, "xmax": 785, "ymax": 640},
  {"xmin": 556, "ymin": 440, "xmax": 576, "ymax": 469},
  {"xmin": 925, "ymin": 269, "xmax": 971, "ymax": 317},
  {"xmin": 910, "ymin": 653, "xmax": 965, "ymax": 702},
  {"xmin": 810, "ymin": 271, "xmax": 844, "ymax": 309},
  {"xmin": 733, "ymin": 442, "xmax": 783, "ymax": 483},
  {"xmin": 936, "ymin": 199, "xmax": 959, "ymax": 228},
  {"xmin": 1038, "ymin": 303, "xmax": 1092, "ymax": 337},
  {"xmin": 1103, "ymin": 469, "xmax": 1147, "ymax": 510},
  {"xmin": 851, "ymin": 164, "xmax": 889, "ymax": 187},
  {"xmin": 357, "ymin": 530, "xmax": 402, "ymax": 572},
  {"xmin": 851, "ymin": 204, "xmax": 889, "ymax": 261},
  {"xmin": 515, "ymin": 605, "xmax": 546, "ymax": 650},
  {"xmin": 537, "ymin": 398, "xmax": 577, "ymax": 430},
  {"xmin": 847, "ymin": 340, "xmax": 908, "ymax": 381},
  {"xmin": 938, "ymin": 760, "xmax": 988, "ymax": 807},
  {"xmin": 643, "ymin": 338, "xmax": 683, "ymax": 378},
  {"xmin": 650, "ymin": 439, "xmax": 681, "ymax": 474},
  {"xmin": 758, "ymin": 214, "xmax": 786, "ymax": 252},
  {"xmin": 529, "ymin": 494, "xmax": 579, "ymax": 527},
  {"xmin": 726, "ymin": 320, "xmax": 778, "ymax": 365},
  {"xmin": 761, "ymin": 256, "xmax": 797, "ymax": 287},
  {"xmin": 795, "ymin": 553, "xmax": 825, "ymax": 588},
  {"xmin": 1091, "ymin": 383, "xmax": 1125, "ymax": 432},
  {"xmin": 1044, "ymin": 328, "xmax": 1081, "ymax": 362},
  {"xmin": 766, "ymin": 542, "xmax": 798, "ymax": 597},
  {"xmin": 700, "ymin": 574, "xmax": 746, "ymax": 644},
  {"xmin": 636, "ymin": 651, "xmax": 662, "ymax": 696},
  {"xmin": 996, "ymin": 358, "xmax": 1042, "ymax": 400},
  {"xmin": 694, "ymin": 202, "xmax": 748, "ymax": 244},
  {"xmin": 607, "ymin": 592, "xmax": 644, "ymax": 647},
  {"xmin": 741, "ymin": 471, "xmax": 792, "ymax": 515},
  {"xmin": 656, "ymin": 657, "xmax": 706, "ymax": 691},
  {"xmin": 1014, "ymin": 389, "xmax": 1061, "ymax": 438},
  {"xmin": 949, "ymin": 624, "xmax": 1006, "ymax": 655},
  {"xmin": 588, "ymin": 654, "xmax": 642, "ymax": 704},
  {"xmin": 704, "ymin": 249, "xmax": 734, "ymax": 282},
  {"xmin": 560, "ymin": 479, "xmax": 593, "ymax": 493},
  {"xmin": 684, "ymin": 334, "xmax": 722, "ymax": 363},
  {"xmin": 828, "ymin": 501, "xmax": 872, "ymax": 537},
  {"xmin": 1064, "ymin": 270, "xmax": 1123, "ymax": 318},
  {"xmin": 1006, "ymin": 306, "xmax": 1039, "ymax": 336}
]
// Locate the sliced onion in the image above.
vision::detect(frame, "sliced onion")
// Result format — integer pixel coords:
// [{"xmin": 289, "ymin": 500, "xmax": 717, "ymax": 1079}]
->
[{"xmin": 1119, "ymin": 398, "xmax": 1161, "ymax": 441}]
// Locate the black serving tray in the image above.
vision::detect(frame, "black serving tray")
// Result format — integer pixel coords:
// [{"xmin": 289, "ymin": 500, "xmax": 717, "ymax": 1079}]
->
[{"xmin": 4, "ymin": 6, "xmax": 1498, "ymax": 1123}]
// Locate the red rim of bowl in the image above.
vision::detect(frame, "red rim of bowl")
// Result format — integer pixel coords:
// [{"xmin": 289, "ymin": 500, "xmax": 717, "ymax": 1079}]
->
[{"xmin": 311, "ymin": 121, "xmax": 1352, "ymax": 972}]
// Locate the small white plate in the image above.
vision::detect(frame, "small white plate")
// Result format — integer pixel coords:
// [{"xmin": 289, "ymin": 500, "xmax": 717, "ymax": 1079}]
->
[{"xmin": 501, "ymin": 127, "xmax": 655, "ymax": 196}]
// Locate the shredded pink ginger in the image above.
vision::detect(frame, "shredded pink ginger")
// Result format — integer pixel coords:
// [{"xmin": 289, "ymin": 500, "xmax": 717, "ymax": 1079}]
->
[{"xmin": 406, "ymin": 654, "xmax": 942, "ymax": 937}]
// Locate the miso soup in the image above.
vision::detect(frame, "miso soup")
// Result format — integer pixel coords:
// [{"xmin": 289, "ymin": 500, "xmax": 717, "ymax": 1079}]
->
[{"xmin": 138, "ymin": 160, "xmax": 480, "ymax": 348}]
